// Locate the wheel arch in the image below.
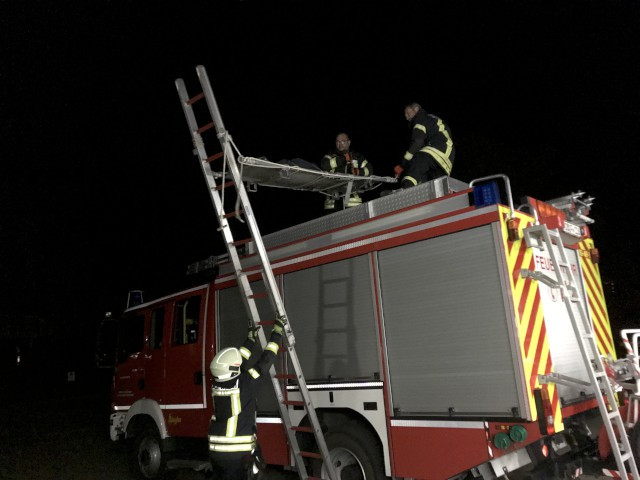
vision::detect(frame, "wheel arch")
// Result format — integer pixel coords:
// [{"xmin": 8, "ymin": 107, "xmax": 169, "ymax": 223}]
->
[
  {"xmin": 296, "ymin": 407, "xmax": 390, "ymax": 476},
  {"xmin": 124, "ymin": 399, "xmax": 168, "ymax": 440}
]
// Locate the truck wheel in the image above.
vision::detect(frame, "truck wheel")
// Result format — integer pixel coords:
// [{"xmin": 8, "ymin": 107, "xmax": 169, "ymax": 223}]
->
[
  {"xmin": 313, "ymin": 421, "xmax": 385, "ymax": 480},
  {"xmin": 133, "ymin": 424, "xmax": 166, "ymax": 479}
]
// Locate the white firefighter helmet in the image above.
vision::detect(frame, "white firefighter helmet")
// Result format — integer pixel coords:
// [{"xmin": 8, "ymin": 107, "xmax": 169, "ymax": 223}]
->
[{"xmin": 210, "ymin": 347, "xmax": 242, "ymax": 382}]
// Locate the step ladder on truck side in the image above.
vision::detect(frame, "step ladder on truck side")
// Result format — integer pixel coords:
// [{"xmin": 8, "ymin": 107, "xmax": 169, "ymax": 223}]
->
[
  {"xmin": 619, "ymin": 329, "xmax": 640, "ymax": 429},
  {"xmin": 520, "ymin": 224, "xmax": 640, "ymax": 480},
  {"xmin": 175, "ymin": 65, "xmax": 338, "ymax": 480}
]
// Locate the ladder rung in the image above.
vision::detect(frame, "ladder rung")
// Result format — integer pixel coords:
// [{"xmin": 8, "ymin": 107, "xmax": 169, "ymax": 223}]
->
[
  {"xmin": 621, "ymin": 451, "xmax": 632, "ymax": 462},
  {"xmin": 248, "ymin": 292, "xmax": 268, "ymax": 299},
  {"xmin": 608, "ymin": 411, "xmax": 621, "ymax": 419},
  {"xmin": 232, "ymin": 238, "xmax": 252, "ymax": 246},
  {"xmin": 275, "ymin": 373, "xmax": 296, "ymax": 380},
  {"xmin": 283, "ymin": 400, "xmax": 304, "ymax": 407},
  {"xmin": 214, "ymin": 180, "xmax": 235, "ymax": 191},
  {"xmin": 196, "ymin": 122, "xmax": 215, "ymax": 134},
  {"xmin": 257, "ymin": 320, "xmax": 275, "ymax": 326},
  {"xmin": 300, "ymin": 451, "xmax": 322, "ymax": 459},
  {"xmin": 291, "ymin": 426, "xmax": 314, "ymax": 433},
  {"xmin": 583, "ymin": 333, "xmax": 595, "ymax": 339},
  {"xmin": 206, "ymin": 152, "xmax": 224, "ymax": 163},
  {"xmin": 595, "ymin": 371, "xmax": 606, "ymax": 378},
  {"xmin": 223, "ymin": 209, "xmax": 244, "ymax": 218},
  {"xmin": 187, "ymin": 92, "xmax": 204, "ymax": 105}
]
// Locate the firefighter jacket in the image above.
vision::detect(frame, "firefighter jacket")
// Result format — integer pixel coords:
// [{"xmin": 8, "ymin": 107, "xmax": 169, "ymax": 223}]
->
[
  {"xmin": 321, "ymin": 149, "xmax": 371, "ymax": 177},
  {"xmin": 403, "ymin": 109, "xmax": 455, "ymax": 175},
  {"xmin": 321, "ymin": 150, "xmax": 371, "ymax": 209},
  {"xmin": 208, "ymin": 328, "xmax": 282, "ymax": 453}
]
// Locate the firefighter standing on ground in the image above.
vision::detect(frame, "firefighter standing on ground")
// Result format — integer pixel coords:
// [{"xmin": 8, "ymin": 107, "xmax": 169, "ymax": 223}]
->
[
  {"xmin": 208, "ymin": 317, "xmax": 284, "ymax": 480},
  {"xmin": 321, "ymin": 132, "xmax": 372, "ymax": 212},
  {"xmin": 394, "ymin": 103, "xmax": 455, "ymax": 188}
]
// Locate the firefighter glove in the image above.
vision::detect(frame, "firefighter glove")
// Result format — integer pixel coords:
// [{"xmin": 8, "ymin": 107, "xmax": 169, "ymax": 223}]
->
[
  {"xmin": 273, "ymin": 316, "xmax": 285, "ymax": 334},
  {"xmin": 248, "ymin": 326, "xmax": 261, "ymax": 341},
  {"xmin": 393, "ymin": 165, "xmax": 404, "ymax": 177}
]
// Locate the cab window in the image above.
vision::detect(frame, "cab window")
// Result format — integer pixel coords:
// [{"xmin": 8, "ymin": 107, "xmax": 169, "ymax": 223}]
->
[
  {"xmin": 117, "ymin": 314, "xmax": 144, "ymax": 363},
  {"xmin": 150, "ymin": 307, "xmax": 165, "ymax": 349},
  {"xmin": 172, "ymin": 296, "xmax": 201, "ymax": 346}
]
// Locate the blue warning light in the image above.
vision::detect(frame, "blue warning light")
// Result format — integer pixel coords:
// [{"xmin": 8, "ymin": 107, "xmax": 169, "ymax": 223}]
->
[{"xmin": 473, "ymin": 181, "xmax": 501, "ymax": 207}]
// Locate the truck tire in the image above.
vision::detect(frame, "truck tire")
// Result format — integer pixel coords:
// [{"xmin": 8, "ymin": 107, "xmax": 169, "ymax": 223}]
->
[
  {"xmin": 133, "ymin": 423, "xmax": 167, "ymax": 479},
  {"xmin": 313, "ymin": 420, "xmax": 385, "ymax": 480}
]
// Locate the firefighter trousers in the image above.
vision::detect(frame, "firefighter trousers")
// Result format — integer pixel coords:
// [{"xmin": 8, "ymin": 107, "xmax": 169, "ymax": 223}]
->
[
  {"xmin": 401, "ymin": 151, "xmax": 448, "ymax": 188},
  {"xmin": 209, "ymin": 451, "xmax": 263, "ymax": 480}
]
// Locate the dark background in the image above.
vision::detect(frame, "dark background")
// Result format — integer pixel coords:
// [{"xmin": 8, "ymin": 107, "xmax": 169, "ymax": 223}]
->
[{"xmin": 1, "ymin": 1, "xmax": 639, "ymax": 379}]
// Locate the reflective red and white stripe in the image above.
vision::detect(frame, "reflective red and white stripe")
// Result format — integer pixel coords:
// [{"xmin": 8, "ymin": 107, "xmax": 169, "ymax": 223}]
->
[{"xmin": 602, "ymin": 468, "xmax": 633, "ymax": 479}]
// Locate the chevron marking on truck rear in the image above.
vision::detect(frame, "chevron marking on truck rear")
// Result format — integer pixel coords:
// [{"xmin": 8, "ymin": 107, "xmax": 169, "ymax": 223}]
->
[
  {"xmin": 579, "ymin": 238, "xmax": 616, "ymax": 360},
  {"xmin": 500, "ymin": 208, "xmax": 563, "ymax": 432}
]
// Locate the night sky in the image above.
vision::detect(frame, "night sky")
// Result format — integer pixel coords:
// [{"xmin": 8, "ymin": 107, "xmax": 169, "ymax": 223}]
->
[{"xmin": 2, "ymin": 1, "xmax": 640, "ymax": 365}]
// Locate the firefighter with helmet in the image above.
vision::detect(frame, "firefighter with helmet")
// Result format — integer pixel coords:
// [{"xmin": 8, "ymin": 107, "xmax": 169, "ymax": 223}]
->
[
  {"xmin": 208, "ymin": 317, "xmax": 284, "ymax": 480},
  {"xmin": 394, "ymin": 102, "xmax": 455, "ymax": 188}
]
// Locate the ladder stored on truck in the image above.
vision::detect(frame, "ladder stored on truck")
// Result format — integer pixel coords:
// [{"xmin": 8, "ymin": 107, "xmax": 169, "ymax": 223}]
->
[
  {"xmin": 521, "ymin": 224, "xmax": 640, "ymax": 480},
  {"xmin": 175, "ymin": 65, "xmax": 337, "ymax": 480}
]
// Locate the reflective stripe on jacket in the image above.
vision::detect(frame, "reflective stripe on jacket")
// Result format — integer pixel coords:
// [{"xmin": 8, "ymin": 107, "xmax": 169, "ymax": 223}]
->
[{"xmin": 403, "ymin": 109, "xmax": 454, "ymax": 174}]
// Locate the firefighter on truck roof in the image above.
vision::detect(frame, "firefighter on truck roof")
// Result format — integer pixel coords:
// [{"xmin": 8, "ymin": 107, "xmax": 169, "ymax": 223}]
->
[
  {"xmin": 208, "ymin": 317, "xmax": 284, "ymax": 480},
  {"xmin": 394, "ymin": 102, "xmax": 455, "ymax": 188},
  {"xmin": 321, "ymin": 132, "xmax": 372, "ymax": 212}
]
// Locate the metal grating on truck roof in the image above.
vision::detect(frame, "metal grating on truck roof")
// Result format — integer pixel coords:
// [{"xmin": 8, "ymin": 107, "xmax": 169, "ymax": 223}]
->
[{"xmin": 261, "ymin": 176, "xmax": 469, "ymax": 250}]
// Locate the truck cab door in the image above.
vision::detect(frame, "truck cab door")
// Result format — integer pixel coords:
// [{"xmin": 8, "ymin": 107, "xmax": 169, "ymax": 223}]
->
[
  {"xmin": 113, "ymin": 313, "xmax": 146, "ymax": 407},
  {"xmin": 163, "ymin": 290, "xmax": 208, "ymax": 436},
  {"xmin": 142, "ymin": 306, "xmax": 167, "ymax": 403}
]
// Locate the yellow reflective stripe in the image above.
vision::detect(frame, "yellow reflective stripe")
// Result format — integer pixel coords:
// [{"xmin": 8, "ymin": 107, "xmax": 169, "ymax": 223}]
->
[
  {"xmin": 414, "ymin": 123, "xmax": 427, "ymax": 133},
  {"xmin": 248, "ymin": 368, "xmax": 260, "ymax": 379},
  {"xmin": 404, "ymin": 176, "xmax": 418, "ymax": 186},
  {"xmin": 404, "ymin": 151, "xmax": 413, "ymax": 161},
  {"xmin": 213, "ymin": 387, "xmax": 240, "ymax": 397},
  {"xmin": 347, "ymin": 195, "xmax": 362, "ymax": 207},
  {"xmin": 239, "ymin": 347, "xmax": 251, "ymax": 360},
  {"xmin": 265, "ymin": 342, "xmax": 280, "ymax": 355},
  {"xmin": 436, "ymin": 118, "xmax": 454, "ymax": 158},
  {"xmin": 226, "ymin": 415, "xmax": 238, "ymax": 436},
  {"xmin": 324, "ymin": 198, "xmax": 335, "ymax": 209},
  {"xmin": 420, "ymin": 146, "xmax": 452, "ymax": 174},
  {"xmin": 329, "ymin": 157, "xmax": 338, "ymax": 171},
  {"xmin": 209, "ymin": 443, "xmax": 254, "ymax": 452},
  {"xmin": 231, "ymin": 392, "xmax": 241, "ymax": 416},
  {"xmin": 209, "ymin": 434, "xmax": 256, "ymax": 444}
]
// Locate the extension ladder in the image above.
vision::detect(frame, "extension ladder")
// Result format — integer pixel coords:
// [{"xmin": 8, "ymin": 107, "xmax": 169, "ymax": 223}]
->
[
  {"xmin": 175, "ymin": 65, "xmax": 337, "ymax": 480},
  {"xmin": 521, "ymin": 224, "xmax": 640, "ymax": 480}
]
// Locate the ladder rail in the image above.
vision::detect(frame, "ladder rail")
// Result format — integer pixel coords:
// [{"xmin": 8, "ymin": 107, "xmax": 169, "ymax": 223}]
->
[
  {"xmin": 176, "ymin": 79, "xmax": 266, "ymax": 335},
  {"xmin": 527, "ymin": 224, "xmax": 640, "ymax": 480},
  {"xmin": 195, "ymin": 66, "xmax": 294, "ymax": 345},
  {"xmin": 178, "ymin": 77, "xmax": 311, "ymax": 477},
  {"xmin": 176, "ymin": 67, "xmax": 339, "ymax": 480}
]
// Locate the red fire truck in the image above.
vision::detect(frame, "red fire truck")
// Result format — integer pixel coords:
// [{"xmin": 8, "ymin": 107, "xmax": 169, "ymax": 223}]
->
[{"xmin": 106, "ymin": 175, "xmax": 629, "ymax": 480}]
